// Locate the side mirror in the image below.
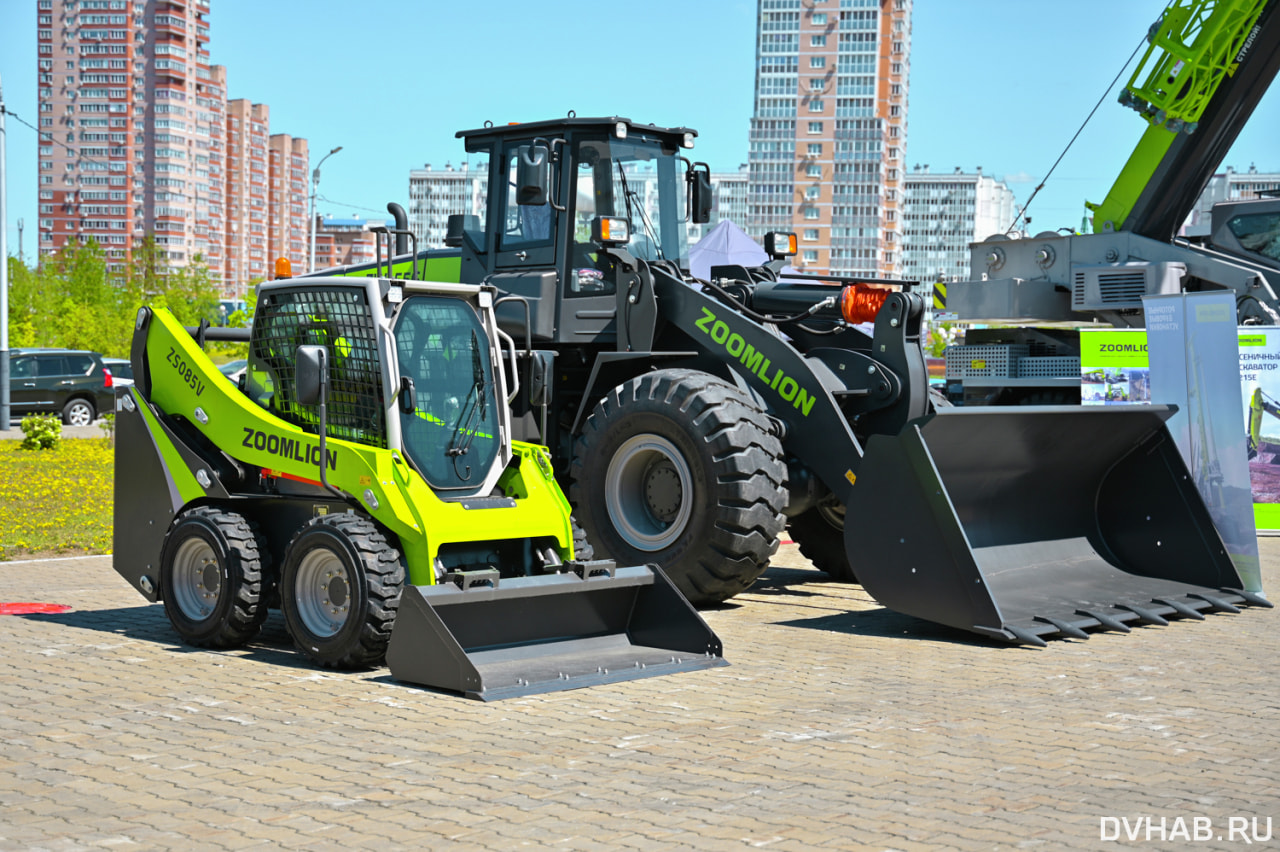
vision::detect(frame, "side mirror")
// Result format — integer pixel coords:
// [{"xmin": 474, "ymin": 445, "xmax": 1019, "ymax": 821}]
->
[
  {"xmin": 527, "ymin": 351, "xmax": 554, "ymax": 407},
  {"xmin": 295, "ymin": 345, "xmax": 328, "ymax": 406},
  {"xmin": 687, "ymin": 162, "xmax": 713, "ymax": 224},
  {"xmin": 399, "ymin": 376, "xmax": 417, "ymax": 414},
  {"xmin": 516, "ymin": 145, "xmax": 550, "ymax": 206}
]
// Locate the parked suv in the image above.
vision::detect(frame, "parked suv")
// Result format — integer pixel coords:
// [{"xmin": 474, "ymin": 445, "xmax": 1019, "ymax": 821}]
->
[
  {"xmin": 101, "ymin": 357, "xmax": 135, "ymax": 387},
  {"xmin": 8, "ymin": 348, "xmax": 114, "ymax": 426}
]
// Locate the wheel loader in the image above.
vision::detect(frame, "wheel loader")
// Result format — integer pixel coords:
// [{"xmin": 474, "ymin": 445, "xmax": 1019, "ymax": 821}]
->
[
  {"xmin": 111, "ymin": 261, "xmax": 725, "ymax": 700},
  {"xmin": 310, "ymin": 115, "xmax": 1270, "ymax": 644}
]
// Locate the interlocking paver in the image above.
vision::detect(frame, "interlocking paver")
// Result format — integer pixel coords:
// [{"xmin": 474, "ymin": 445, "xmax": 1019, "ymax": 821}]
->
[{"xmin": 1, "ymin": 542, "xmax": 1278, "ymax": 850}]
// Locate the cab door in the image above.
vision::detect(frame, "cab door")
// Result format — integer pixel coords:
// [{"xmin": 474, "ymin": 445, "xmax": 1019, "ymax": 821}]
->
[{"xmin": 495, "ymin": 142, "xmax": 557, "ymax": 270}]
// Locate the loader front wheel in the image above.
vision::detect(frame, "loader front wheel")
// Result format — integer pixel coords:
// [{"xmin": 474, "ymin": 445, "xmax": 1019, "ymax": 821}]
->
[
  {"xmin": 788, "ymin": 497, "xmax": 856, "ymax": 583},
  {"xmin": 280, "ymin": 514, "xmax": 404, "ymax": 669},
  {"xmin": 571, "ymin": 369, "xmax": 787, "ymax": 606},
  {"xmin": 159, "ymin": 507, "xmax": 270, "ymax": 648}
]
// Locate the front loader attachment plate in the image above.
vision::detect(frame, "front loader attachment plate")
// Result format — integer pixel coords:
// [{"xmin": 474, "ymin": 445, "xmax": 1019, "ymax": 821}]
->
[
  {"xmin": 385, "ymin": 564, "xmax": 726, "ymax": 700},
  {"xmin": 848, "ymin": 405, "xmax": 1270, "ymax": 644}
]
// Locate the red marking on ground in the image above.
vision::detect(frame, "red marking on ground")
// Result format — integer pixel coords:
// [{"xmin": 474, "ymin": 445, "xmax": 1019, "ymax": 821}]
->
[
  {"xmin": 780, "ymin": 539, "xmax": 795, "ymax": 545},
  {"xmin": 0, "ymin": 603, "xmax": 72, "ymax": 615}
]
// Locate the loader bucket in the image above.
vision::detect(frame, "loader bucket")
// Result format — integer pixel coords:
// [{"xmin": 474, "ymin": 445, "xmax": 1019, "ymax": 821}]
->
[
  {"xmin": 385, "ymin": 563, "xmax": 726, "ymax": 700},
  {"xmin": 847, "ymin": 405, "xmax": 1270, "ymax": 644}
]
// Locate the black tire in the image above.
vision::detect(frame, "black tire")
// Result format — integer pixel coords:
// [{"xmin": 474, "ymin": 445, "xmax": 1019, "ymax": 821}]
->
[
  {"xmin": 570, "ymin": 369, "xmax": 787, "ymax": 606},
  {"xmin": 788, "ymin": 498, "xmax": 856, "ymax": 583},
  {"xmin": 280, "ymin": 514, "xmax": 404, "ymax": 668},
  {"xmin": 159, "ymin": 506, "xmax": 270, "ymax": 648},
  {"xmin": 62, "ymin": 397, "xmax": 95, "ymax": 426}
]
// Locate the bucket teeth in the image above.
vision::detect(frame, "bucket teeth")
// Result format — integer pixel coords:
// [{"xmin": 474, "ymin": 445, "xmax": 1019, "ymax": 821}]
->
[
  {"xmin": 1152, "ymin": 597, "xmax": 1206, "ymax": 620},
  {"xmin": 1076, "ymin": 608, "xmax": 1132, "ymax": 633},
  {"xmin": 1117, "ymin": 604, "xmax": 1169, "ymax": 626},
  {"xmin": 1005, "ymin": 625, "xmax": 1048, "ymax": 647},
  {"xmin": 1034, "ymin": 616, "xmax": 1090, "ymax": 640},
  {"xmin": 1225, "ymin": 588, "xmax": 1273, "ymax": 608},
  {"xmin": 1188, "ymin": 593, "xmax": 1242, "ymax": 614}
]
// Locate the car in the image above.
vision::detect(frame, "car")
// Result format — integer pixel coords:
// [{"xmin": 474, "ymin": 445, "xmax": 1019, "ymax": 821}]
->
[
  {"xmin": 218, "ymin": 358, "xmax": 247, "ymax": 385},
  {"xmin": 101, "ymin": 357, "xmax": 135, "ymax": 387},
  {"xmin": 8, "ymin": 348, "xmax": 115, "ymax": 426}
]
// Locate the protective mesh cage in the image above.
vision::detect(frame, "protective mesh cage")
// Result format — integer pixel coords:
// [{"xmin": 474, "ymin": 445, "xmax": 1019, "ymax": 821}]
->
[{"xmin": 248, "ymin": 285, "xmax": 386, "ymax": 448}]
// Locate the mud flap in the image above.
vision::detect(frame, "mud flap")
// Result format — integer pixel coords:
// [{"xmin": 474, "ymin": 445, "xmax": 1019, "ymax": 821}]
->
[
  {"xmin": 385, "ymin": 563, "xmax": 726, "ymax": 700},
  {"xmin": 847, "ymin": 406, "xmax": 1271, "ymax": 644}
]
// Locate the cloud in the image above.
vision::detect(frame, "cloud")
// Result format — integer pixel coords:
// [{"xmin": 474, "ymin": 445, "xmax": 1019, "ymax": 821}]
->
[{"xmin": 1002, "ymin": 171, "xmax": 1037, "ymax": 184}]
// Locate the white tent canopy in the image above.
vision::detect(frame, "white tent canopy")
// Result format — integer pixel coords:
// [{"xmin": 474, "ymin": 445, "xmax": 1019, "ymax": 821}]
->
[{"xmin": 688, "ymin": 220, "xmax": 768, "ymax": 281}]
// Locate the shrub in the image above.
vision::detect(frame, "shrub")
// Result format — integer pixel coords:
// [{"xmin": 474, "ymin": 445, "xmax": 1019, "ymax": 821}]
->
[{"xmin": 20, "ymin": 415, "xmax": 62, "ymax": 451}]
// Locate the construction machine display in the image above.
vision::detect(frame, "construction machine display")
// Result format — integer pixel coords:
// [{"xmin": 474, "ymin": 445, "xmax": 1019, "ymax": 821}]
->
[
  {"xmin": 111, "ymin": 266, "xmax": 726, "ymax": 700},
  {"xmin": 304, "ymin": 109, "xmax": 1268, "ymax": 643},
  {"xmin": 943, "ymin": 0, "xmax": 1280, "ymax": 403}
]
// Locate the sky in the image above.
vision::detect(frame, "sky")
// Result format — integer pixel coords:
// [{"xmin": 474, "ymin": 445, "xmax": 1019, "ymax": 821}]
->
[{"xmin": 3, "ymin": 0, "xmax": 1279, "ymax": 261}]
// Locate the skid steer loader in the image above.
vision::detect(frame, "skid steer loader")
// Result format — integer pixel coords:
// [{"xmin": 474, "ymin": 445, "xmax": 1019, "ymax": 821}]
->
[
  {"xmin": 312, "ymin": 116, "xmax": 1271, "ymax": 644},
  {"xmin": 110, "ymin": 264, "xmax": 725, "ymax": 700}
]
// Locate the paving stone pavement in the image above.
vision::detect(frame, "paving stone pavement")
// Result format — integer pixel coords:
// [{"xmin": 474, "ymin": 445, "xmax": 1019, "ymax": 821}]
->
[{"xmin": 1, "ymin": 542, "xmax": 1277, "ymax": 851}]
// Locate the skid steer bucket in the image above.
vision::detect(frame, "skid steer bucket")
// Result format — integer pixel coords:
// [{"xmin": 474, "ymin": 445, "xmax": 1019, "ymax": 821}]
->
[
  {"xmin": 848, "ymin": 405, "xmax": 1271, "ymax": 645},
  {"xmin": 385, "ymin": 562, "xmax": 726, "ymax": 700}
]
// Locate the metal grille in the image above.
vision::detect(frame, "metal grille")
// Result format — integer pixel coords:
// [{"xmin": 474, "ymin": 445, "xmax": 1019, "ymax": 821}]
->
[
  {"xmin": 1016, "ymin": 356, "xmax": 1081, "ymax": 379},
  {"xmin": 249, "ymin": 286, "xmax": 386, "ymax": 448},
  {"xmin": 945, "ymin": 344, "xmax": 1029, "ymax": 379},
  {"xmin": 1073, "ymin": 269, "xmax": 1148, "ymax": 308}
]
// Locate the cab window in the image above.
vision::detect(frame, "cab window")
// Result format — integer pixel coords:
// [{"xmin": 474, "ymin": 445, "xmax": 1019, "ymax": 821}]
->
[{"xmin": 500, "ymin": 146, "xmax": 554, "ymax": 251}]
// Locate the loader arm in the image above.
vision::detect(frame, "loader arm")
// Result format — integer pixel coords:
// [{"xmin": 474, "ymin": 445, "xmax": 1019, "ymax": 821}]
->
[{"xmin": 647, "ymin": 265, "xmax": 929, "ymax": 505}]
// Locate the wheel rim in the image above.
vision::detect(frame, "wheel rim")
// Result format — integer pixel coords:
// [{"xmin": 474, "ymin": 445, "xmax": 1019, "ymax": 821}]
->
[
  {"xmin": 171, "ymin": 537, "xmax": 221, "ymax": 621},
  {"xmin": 68, "ymin": 403, "xmax": 91, "ymax": 426},
  {"xmin": 294, "ymin": 547, "xmax": 351, "ymax": 638},
  {"xmin": 815, "ymin": 496, "xmax": 845, "ymax": 531},
  {"xmin": 605, "ymin": 434, "xmax": 694, "ymax": 551}
]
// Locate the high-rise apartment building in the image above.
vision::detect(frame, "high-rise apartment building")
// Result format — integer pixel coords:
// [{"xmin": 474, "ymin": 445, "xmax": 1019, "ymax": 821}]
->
[
  {"xmin": 38, "ymin": 0, "xmax": 219, "ymax": 271},
  {"xmin": 900, "ymin": 166, "xmax": 1017, "ymax": 284},
  {"xmin": 37, "ymin": 0, "xmax": 308, "ymax": 296},
  {"xmin": 747, "ymin": 0, "xmax": 911, "ymax": 278}
]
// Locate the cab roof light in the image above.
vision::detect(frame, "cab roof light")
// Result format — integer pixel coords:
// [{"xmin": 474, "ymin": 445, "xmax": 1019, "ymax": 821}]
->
[
  {"xmin": 764, "ymin": 232, "xmax": 797, "ymax": 259},
  {"xmin": 274, "ymin": 257, "xmax": 292, "ymax": 279}
]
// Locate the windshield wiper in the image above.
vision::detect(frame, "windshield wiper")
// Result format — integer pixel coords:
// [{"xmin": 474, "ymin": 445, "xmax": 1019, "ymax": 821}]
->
[
  {"xmin": 446, "ymin": 330, "xmax": 486, "ymax": 480},
  {"xmin": 615, "ymin": 160, "xmax": 665, "ymax": 260}
]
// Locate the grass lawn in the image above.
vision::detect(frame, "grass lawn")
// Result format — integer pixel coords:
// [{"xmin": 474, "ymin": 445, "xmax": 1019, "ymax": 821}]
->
[{"xmin": 0, "ymin": 438, "xmax": 113, "ymax": 560}]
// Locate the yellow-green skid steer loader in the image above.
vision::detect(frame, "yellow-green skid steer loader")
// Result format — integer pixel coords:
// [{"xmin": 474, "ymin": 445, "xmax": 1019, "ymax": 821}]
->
[{"xmin": 111, "ymin": 272, "xmax": 723, "ymax": 700}]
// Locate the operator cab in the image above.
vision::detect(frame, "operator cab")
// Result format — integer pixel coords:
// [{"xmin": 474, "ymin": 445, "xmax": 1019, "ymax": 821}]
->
[{"xmin": 453, "ymin": 117, "xmax": 710, "ymax": 344}]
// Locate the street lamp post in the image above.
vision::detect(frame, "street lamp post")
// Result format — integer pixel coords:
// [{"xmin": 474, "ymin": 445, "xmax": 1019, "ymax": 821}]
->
[
  {"xmin": 1, "ymin": 73, "xmax": 10, "ymax": 430},
  {"xmin": 308, "ymin": 145, "xmax": 343, "ymax": 274}
]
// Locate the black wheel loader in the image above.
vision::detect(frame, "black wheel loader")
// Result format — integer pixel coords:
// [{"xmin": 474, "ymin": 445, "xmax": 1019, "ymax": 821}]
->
[{"xmin": 314, "ymin": 116, "xmax": 1270, "ymax": 643}]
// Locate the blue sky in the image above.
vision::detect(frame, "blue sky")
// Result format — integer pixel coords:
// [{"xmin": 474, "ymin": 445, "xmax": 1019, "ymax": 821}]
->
[{"xmin": 3, "ymin": 0, "xmax": 1278, "ymax": 260}]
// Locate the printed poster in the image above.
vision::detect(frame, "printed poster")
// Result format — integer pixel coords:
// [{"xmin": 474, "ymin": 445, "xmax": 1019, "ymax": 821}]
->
[
  {"xmin": 1144, "ymin": 293, "xmax": 1261, "ymax": 593},
  {"xmin": 1079, "ymin": 329, "xmax": 1151, "ymax": 405}
]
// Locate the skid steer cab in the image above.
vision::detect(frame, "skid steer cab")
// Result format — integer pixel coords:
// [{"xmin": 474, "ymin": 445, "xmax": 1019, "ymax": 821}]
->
[{"xmin": 111, "ymin": 274, "xmax": 725, "ymax": 700}]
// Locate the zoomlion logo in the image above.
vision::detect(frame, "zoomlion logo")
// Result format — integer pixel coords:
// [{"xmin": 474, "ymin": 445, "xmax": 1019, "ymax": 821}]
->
[
  {"xmin": 694, "ymin": 306, "xmax": 816, "ymax": 417},
  {"xmin": 241, "ymin": 427, "xmax": 337, "ymax": 471}
]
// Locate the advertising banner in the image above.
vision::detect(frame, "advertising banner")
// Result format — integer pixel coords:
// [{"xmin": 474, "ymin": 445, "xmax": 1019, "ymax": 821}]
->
[
  {"xmin": 1143, "ymin": 293, "xmax": 1261, "ymax": 593},
  {"xmin": 1237, "ymin": 328, "xmax": 1280, "ymax": 533},
  {"xmin": 1078, "ymin": 329, "xmax": 1151, "ymax": 405}
]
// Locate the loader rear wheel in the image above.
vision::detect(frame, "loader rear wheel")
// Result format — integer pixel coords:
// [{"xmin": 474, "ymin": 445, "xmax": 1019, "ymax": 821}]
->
[
  {"xmin": 788, "ymin": 497, "xmax": 856, "ymax": 583},
  {"xmin": 159, "ymin": 507, "xmax": 270, "ymax": 648},
  {"xmin": 571, "ymin": 369, "xmax": 787, "ymax": 606},
  {"xmin": 280, "ymin": 514, "xmax": 404, "ymax": 669}
]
